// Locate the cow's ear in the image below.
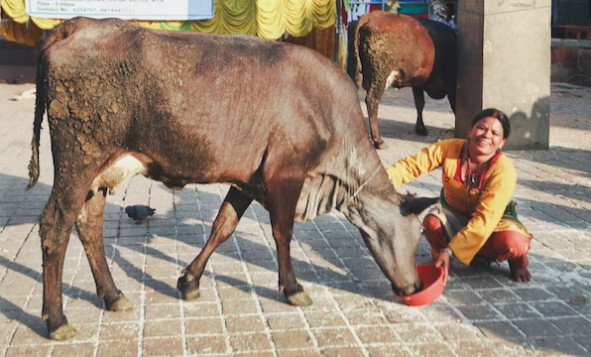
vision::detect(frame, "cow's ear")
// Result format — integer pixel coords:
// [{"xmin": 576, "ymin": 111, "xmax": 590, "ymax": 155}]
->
[{"xmin": 399, "ymin": 195, "xmax": 439, "ymax": 216}]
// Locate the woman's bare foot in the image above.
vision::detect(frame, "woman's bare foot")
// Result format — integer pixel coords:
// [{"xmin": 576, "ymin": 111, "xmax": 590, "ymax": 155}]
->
[{"xmin": 509, "ymin": 260, "xmax": 531, "ymax": 282}]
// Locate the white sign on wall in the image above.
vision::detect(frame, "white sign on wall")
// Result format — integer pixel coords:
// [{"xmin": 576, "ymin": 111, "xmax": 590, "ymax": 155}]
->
[{"xmin": 26, "ymin": 0, "xmax": 214, "ymax": 21}]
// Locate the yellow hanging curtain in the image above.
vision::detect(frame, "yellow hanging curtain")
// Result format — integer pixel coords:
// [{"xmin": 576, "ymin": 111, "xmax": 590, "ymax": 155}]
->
[
  {"xmin": 1, "ymin": 0, "xmax": 335, "ymax": 45},
  {"xmin": 0, "ymin": 18, "xmax": 43, "ymax": 46},
  {"xmin": 191, "ymin": 0, "xmax": 257, "ymax": 35},
  {"xmin": 1, "ymin": 0, "xmax": 28, "ymax": 23},
  {"xmin": 257, "ymin": 0, "xmax": 335, "ymax": 39}
]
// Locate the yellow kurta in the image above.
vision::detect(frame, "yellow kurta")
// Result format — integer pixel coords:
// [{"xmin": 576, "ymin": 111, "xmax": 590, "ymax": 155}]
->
[{"xmin": 387, "ymin": 139, "xmax": 530, "ymax": 265}]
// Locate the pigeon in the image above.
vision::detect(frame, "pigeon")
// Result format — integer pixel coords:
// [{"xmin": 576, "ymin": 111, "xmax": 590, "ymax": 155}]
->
[{"xmin": 125, "ymin": 205, "xmax": 156, "ymax": 223}]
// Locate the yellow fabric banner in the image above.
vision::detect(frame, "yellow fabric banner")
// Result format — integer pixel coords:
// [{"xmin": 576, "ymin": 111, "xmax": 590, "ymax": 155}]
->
[{"xmin": 0, "ymin": 0, "xmax": 335, "ymax": 45}]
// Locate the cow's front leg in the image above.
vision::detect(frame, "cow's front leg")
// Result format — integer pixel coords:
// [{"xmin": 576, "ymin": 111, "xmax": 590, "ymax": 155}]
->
[
  {"xmin": 267, "ymin": 175, "xmax": 312, "ymax": 306},
  {"xmin": 412, "ymin": 87, "xmax": 428, "ymax": 136},
  {"xmin": 447, "ymin": 88, "xmax": 457, "ymax": 114},
  {"xmin": 178, "ymin": 186, "xmax": 252, "ymax": 300},
  {"xmin": 75, "ymin": 188, "xmax": 132, "ymax": 312},
  {"xmin": 274, "ymin": 227, "xmax": 311, "ymax": 306}
]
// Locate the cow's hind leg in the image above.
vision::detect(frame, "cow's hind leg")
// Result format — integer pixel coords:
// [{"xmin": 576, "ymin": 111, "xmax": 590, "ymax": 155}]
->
[
  {"xmin": 447, "ymin": 89, "xmax": 457, "ymax": 114},
  {"xmin": 40, "ymin": 182, "xmax": 91, "ymax": 340},
  {"xmin": 365, "ymin": 74, "xmax": 388, "ymax": 149},
  {"xmin": 412, "ymin": 87, "xmax": 428, "ymax": 136},
  {"xmin": 178, "ymin": 186, "xmax": 252, "ymax": 300},
  {"xmin": 266, "ymin": 172, "xmax": 312, "ymax": 306},
  {"xmin": 75, "ymin": 188, "xmax": 132, "ymax": 312}
]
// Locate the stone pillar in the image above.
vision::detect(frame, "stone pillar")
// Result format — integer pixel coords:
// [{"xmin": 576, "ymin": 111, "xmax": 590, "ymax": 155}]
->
[{"xmin": 455, "ymin": 0, "xmax": 551, "ymax": 150}]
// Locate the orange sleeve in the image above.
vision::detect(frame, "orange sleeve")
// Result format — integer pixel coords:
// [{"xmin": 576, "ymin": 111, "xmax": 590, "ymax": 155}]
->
[
  {"xmin": 386, "ymin": 140, "xmax": 450, "ymax": 188},
  {"xmin": 448, "ymin": 159, "xmax": 517, "ymax": 265}
]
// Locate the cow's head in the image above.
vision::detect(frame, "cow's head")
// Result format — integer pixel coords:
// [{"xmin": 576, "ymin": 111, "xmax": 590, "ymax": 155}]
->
[{"xmin": 342, "ymin": 176, "xmax": 438, "ymax": 296}]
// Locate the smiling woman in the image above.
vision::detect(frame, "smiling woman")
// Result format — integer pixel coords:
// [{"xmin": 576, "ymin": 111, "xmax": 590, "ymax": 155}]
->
[{"xmin": 387, "ymin": 108, "xmax": 533, "ymax": 284}]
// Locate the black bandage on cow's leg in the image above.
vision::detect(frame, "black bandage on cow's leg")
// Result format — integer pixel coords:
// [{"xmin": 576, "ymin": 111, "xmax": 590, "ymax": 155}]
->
[{"xmin": 178, "ymin": 186, "xmax": 252, "ymax": 300}]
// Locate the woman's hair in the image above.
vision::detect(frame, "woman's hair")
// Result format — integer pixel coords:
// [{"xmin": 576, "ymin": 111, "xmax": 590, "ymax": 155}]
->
[{"xmin": 470, "ymin": 108, "xmax": 511, "ymax": 139}]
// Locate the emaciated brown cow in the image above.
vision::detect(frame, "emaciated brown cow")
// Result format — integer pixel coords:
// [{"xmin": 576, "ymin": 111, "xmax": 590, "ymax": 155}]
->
[
  {"xmin": 347, "ymin": 12, "xmax": 457, "ymax": 149},
  {"xmin": 28, "ymin": 17, "xmax": 434, "ymax": 340}
]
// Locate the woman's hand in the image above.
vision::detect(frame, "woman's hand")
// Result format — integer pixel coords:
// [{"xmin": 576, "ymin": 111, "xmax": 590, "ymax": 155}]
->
[{"xmin": 434, "ymin": 250, "xmax": 451, "ymax": 285}]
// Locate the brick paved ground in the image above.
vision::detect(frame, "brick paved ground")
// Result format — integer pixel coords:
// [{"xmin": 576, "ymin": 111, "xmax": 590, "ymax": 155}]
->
[{"xmin": 0, "ymin": 68, "xmax": 590, "ymax": 357}]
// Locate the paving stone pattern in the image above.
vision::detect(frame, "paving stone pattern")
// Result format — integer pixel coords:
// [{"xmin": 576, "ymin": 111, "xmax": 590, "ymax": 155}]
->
[{"xmin": 0, "ymin": 76, "xmax": 590, "ymax": 356}]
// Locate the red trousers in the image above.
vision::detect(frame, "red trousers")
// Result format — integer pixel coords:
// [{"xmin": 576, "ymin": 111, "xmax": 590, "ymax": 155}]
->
[{"xmin": 423, "ymin": 215, "xmax": 530, "ymax": 269}]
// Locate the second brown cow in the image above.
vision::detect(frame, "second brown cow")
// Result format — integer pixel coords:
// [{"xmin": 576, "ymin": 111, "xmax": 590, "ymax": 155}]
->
[{"xmin": 348, "ymin": 12, "xmax": 457, "ymax": 149}]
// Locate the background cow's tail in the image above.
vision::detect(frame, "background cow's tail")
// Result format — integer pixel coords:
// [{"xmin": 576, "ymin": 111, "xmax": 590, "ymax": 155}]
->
[
  {"xmin": 27, "ymin": 54, "xmax": 46, "ymax": 191},
  {"xmin": 346, "ymin": 19, "xmax": 363, "ymax": 88}
]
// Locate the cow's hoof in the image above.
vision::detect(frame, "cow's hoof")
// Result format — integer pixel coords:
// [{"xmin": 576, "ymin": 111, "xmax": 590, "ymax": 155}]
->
[
  {"xmin": 106, "ymin": 293, "xmax": 133, "ymax": 312},
  {"xmin": 415, "ymin": 127, "xmax": 428, "ymax": 136},
  {"xmin": 178, "ymin": 274, "xmax": 201, "ymax": 300},
  {"xmin": 374, "ymin": 141, "xmax": 389, "ymax": 150},
  {"xmin": 182, "ymin": 287, "xmax": 201, "ymax": 301},
  {"xmin": 286, "ymin": 291, "xmax": 313, "ymax": 306},
  {"xmin": 48, "ymin": 323, "xmax": 77, "ymax": 341}
]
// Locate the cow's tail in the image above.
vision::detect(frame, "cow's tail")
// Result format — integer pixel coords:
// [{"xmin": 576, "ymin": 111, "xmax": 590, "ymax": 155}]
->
[
  {"xmin": 346, "ymin": 19, "xmax": 363, "ymax": 89},
  {"xmin": 27, "ymin": 54, "xmax": 46, "ymax": 191}
]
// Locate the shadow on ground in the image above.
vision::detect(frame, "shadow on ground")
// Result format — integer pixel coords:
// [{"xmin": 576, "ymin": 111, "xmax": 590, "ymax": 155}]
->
[
  {"xmin": 513, "ymin": 146, "xmax": 591, "ymax": 180},
  {"xmin": 1, "ymin": 172, "xmax": 590, "ymax": 356}
]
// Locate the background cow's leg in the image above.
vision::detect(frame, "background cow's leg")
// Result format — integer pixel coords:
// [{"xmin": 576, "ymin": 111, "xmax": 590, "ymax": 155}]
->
[
  {"xmin": 365, "ymin": 75, "xmax": 388, "ymax": 150},
  {"xmin": 447, "ymin": 89, "xmax": 457, "ymax": 114},
  {"xmin": 178, "ymin": 186, "xmax": 252, "ymax": 300},
  {"xmin": 75, "ymin": 188, "xmax": 132, "ymax": 312},
  {"xmin": 40, "ymin": 183, "xmax": 90, "ymax": 341},
  {"xmin": 412, "ymin": 87, "xmax": 428, "ymax": 136},
  {"xmin": 266, "ymin": 174, "xmax": 312, "ymax": 307}
]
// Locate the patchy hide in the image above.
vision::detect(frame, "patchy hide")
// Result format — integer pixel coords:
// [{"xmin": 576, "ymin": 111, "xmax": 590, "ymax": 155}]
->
[{"xmin": 28, "ymin": 17, "xmax": 430, "ymax": 340}]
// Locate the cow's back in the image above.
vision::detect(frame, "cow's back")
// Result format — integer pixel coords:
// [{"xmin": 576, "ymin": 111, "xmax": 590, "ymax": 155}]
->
[
  {"xmin": 414, "ymin": 17, "xmax": 456, "ymax": 88},
  {"xmin": 42, "ymin": 17, "xmax": 364, "ymax": 146},
  {"xmin": 40, "ymin": 17, "xmax": 380, "ymax": 213},
  {"xmin": 357, "ymin": 13, "xmax": 435, "ymax": 87}
]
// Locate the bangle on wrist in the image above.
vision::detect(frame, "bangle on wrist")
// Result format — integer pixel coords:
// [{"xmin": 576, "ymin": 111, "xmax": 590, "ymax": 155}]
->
[{"xmin": 440, "ymin": 247, "xmax": 453, "ymax": 258}]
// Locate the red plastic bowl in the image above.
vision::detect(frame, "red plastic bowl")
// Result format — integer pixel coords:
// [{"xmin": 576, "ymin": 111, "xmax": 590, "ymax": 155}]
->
[{"xmin": 396, "ymin": 263, "xmax": 445, "ymax": 306}]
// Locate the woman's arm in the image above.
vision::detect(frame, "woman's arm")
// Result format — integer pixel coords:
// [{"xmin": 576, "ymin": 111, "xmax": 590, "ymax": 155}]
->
[{"xmin": 386, "ymin": 140, "xmax": 450, "ymax": 188}]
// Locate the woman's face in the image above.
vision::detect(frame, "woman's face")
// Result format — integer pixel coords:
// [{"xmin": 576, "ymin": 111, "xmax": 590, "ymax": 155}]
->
[{"xmin": 468, "ymin": 117, "xmax": 506, "ymax": 157}]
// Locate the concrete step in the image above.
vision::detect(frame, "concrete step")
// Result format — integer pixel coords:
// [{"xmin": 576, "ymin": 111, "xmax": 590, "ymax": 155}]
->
[{"xmin": 0, "ymin": 38, "xmax": 38, "ymax": 66}]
